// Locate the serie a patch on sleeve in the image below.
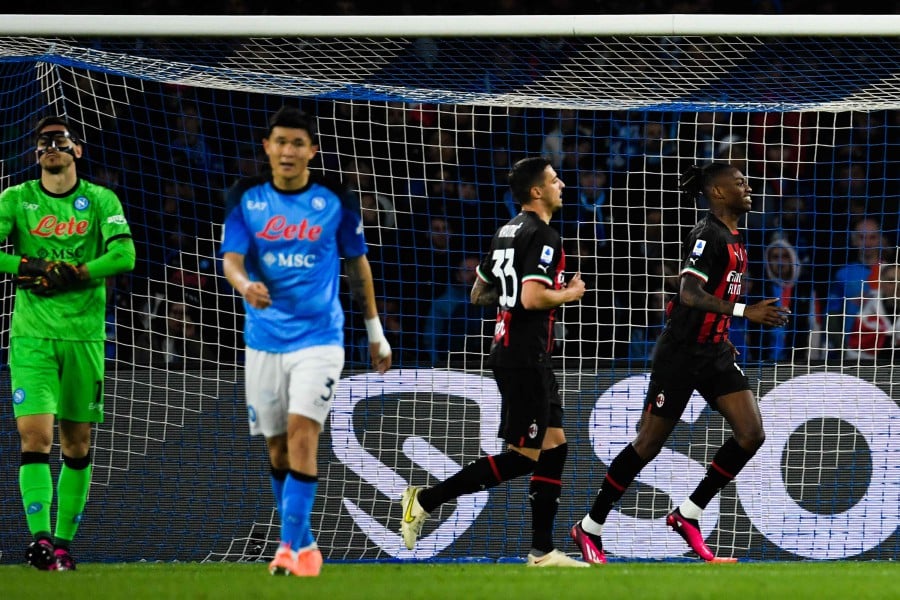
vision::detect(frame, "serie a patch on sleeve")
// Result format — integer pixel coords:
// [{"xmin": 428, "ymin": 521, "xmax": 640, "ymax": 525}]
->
[
  {"xmin": 690, "ymin": 239, "xmax": 706, "ymax": 258},
  {"xmin": 540, "ymin": 245, "xmax": 554, "ymax": 264}
]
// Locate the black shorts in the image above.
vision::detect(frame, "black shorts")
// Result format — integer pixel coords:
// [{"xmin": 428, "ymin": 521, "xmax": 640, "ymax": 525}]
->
[
  {"xmin": 643, "ymin": 330, "xmax": 751, "ymax": 420},
  {"xmin": 492, "ymin": 365, "xmax": 563, "ymax": 449}
]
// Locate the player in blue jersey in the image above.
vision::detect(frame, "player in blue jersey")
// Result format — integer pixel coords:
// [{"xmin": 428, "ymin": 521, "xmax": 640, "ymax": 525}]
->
[
  {"xmin": 570, "ymin": 163, "xmax": 790, "ymax": 564},
  {"xmin": 221, "ymin": 106, "xmax": 392, "ymax": 577}
]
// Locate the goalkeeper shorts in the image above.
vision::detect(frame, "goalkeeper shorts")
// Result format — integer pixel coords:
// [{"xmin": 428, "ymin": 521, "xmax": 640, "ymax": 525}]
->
[
  {"xmin": 10, "ymin": 336, "xmax": 105, "ymax": 422},
  {"xmin": 244, "ymin": 344, "xmax": 344, "ymax": 436}
]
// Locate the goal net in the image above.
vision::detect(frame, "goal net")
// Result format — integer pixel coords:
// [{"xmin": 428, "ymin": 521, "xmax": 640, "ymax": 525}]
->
[{"xmin": 0, "ymin": 14, "xmax": 898, "ymax": 564}]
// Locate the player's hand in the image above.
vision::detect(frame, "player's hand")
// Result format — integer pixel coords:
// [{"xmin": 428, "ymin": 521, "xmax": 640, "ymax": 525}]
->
[
  {"xmin": 242, "ymin": 280, "xmax": 271, "ymax": 309},
  {"xmin": 369, "ymin": 339, "xmax": 392, "ymax": 374},
  {"xmin": 565, "ymin": 272, "xmax": 586, "ymax": 302},
  {"xmin": 17, "ymin": 257, "xmax": 84, "ymax": 293},
  {"xmin": 12, "ymin": 275, "xmax": 57, "ymax": 296},
  {"xmin": 744, "ymin": 298, "xmax": 791, "ymax": 327}
]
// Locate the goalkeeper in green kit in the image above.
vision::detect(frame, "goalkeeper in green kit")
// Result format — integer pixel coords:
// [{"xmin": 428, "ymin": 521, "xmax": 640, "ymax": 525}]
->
[{"xmin": 0, "ymin": 116, "xmax": 135, "ymax": 570}]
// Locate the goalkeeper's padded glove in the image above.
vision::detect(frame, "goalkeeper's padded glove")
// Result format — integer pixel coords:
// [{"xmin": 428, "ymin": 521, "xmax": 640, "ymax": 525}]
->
[
  {"xmin": 18, "ymin": 256, "xmax": 53, "ymax": 278},
  {"xmin": 43, "ymin": 261, "xmax": 83, "ymax": 290},
  {"xmin": 16, "ymin": 256, "xmax": 85, "ymax": 293},
  {"xmin": 13, "ymin": 275, "xmax": 56, "ymax": 296}
]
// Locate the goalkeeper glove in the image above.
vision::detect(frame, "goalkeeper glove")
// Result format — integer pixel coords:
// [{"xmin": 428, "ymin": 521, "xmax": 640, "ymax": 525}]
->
[
  {"xmin": 12, "ymin": 275, "xmax": 56, "ymax": 296},
  {"xmin": 17, "ymin": 256, "xmax": 84, "ymax": 293}
]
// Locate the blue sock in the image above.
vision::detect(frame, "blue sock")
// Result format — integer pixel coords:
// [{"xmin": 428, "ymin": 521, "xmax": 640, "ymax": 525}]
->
[
  {"xmin": 281, "ymin": 472, "xmax": 318, "ymax": 551},
  {"xmin": 270, "ymin": 468, "xmax": 288, "ymax": 517}
]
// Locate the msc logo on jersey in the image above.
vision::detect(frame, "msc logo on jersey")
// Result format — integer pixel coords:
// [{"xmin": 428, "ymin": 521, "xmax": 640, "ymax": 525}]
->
[
  {"xmin": 262, "ymin": 251, "xmax": 317, "ymax": 268},
  {"xmin": 311, "ymin": 196, "xmax": 327, "ymax": 211},
  {"xmin": 540, "ymin": 245, "xmax": 554, "ymax": 265},
  {"xmin": 74, "ymin": 196, "xmax": 89, "ymax": 210},
  {"xmin": 13, "ymin": 388, "xmax": 25, "ymax": 405}
]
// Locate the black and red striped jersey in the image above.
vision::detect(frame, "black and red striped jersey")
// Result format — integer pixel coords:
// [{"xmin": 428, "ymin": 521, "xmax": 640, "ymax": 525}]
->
[
  {"xmin": 665, "ymin": 212, "xmax": 747, "ymax": 345},
  {"xmin": 476, "ymin": 210, "xmax": 565, "ymax": 367}
]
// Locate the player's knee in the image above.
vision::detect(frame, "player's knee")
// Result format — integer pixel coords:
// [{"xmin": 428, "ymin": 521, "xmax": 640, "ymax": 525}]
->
[{"xmin": 736, "ymin": 427, "xmax": 765, "ymax": 454}]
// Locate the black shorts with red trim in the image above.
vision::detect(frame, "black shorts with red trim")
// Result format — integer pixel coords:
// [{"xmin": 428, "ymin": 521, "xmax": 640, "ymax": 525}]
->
[
  {"xmin": 492, "ymin": 365, "xmax": 563, "ymax": 449},
  {"xmin": 643, "ymin": 330, "xmax": 751, "ymax": 419}
]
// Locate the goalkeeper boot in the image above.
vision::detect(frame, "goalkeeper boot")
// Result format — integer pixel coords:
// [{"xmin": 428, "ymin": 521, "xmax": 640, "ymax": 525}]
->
[
  {"xmin": 268, "ymin": 544, "xmax": 296, "ymax": 576},
  {"xmin": 25, "ymin": 538, "xmax": 56, "ymax": 571},
  {"xmin": 54, "ymin": 547, "xmax": 76, "ymax": 571},
  {"xmin": 526, "ymin": 549, "xmax": 590, "ymax": 568},
  {"xmin": 666, "ymin": 508, "xmax": 737, "ymax": 563},
  {"xmin": 400, "ymin": 485, "xmax": 429, "ymax": 550},
  {"xmin": 570, "ymin": 521, "xmax": 607, "ymax": 564}
]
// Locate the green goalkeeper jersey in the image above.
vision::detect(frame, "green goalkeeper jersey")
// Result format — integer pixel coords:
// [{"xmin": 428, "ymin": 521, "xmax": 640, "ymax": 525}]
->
[{"xmin": 0, "ymin": 178, "xmax": 132, "ymax": 341}]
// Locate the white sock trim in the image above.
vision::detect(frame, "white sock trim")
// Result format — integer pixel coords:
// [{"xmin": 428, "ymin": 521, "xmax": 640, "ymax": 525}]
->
[
  {"xmin": 678, "ymin": 498, "xmax": 703, "ymax": 520},
  {"xmin": 581, "ymin": 514, "xmax": 604, "ymax": 536}
]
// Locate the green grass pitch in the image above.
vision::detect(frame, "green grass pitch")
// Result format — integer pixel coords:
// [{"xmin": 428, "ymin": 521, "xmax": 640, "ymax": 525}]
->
[{"xmin": 0, "ymin": 561, "xmax": 897, "ymax": 600}]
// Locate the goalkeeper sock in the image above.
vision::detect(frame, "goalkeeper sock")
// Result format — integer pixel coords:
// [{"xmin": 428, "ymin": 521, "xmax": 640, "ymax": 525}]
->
[
  {"xmin": 281, "ymin": 471, "xmax": 318, "ymax": 551},
  {"xmin": 688, "ymin": 437, "xmax": 754, "ymax": 509},
  {"xmin": 417, "ymin": 451, "xmax": 536, "ymax": 513},
  {"xmin": 20, "ymin": 452, "xmax": 53, "ymax": 539},
  {"xmin": 270, "ymin": 465, "xmax": 288, "ymax": 517},
  {"xmin": 529, "ymin": 443, "xmax": 567, "ymax": 554},
  {"xmin": 55, "ymin": 453, "xmax": 92, "ymax": 545},
  {"xmin": 588, "ymin": 443, "xmax": 649, "ymax": 524}
]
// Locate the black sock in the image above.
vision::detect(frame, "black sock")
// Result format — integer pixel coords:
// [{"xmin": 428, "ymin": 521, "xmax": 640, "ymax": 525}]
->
[
  {"xmin": 689, "ymin": 437, "xmax": 755, "ymax": 509},
  {"xmin": 588, "ymin": 443, "xmax": 649, "ymax": 524},
  {"xmin": 530, "ymin": 443, "xmax": 567, "ymax": 553},
  {"xmin": 418, "ymin": 451, "xmax": 535, "ymax": 513}
]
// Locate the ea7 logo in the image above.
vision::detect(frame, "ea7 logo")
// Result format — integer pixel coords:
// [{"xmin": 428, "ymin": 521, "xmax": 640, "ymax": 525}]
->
[{"xmin": 247, "ymin": 201, "xmax": 268, "ymax": 210}]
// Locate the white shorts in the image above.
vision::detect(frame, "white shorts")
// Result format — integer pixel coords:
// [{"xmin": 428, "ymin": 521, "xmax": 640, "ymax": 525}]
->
[{"xmin": 244, "ymin": 344, "xmax": 345, "ymax": 436}]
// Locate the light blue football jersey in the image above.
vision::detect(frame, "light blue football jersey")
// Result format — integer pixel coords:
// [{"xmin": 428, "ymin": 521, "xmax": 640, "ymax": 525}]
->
[{"xmin": 221, "ymin": 174, "xmax": 367, "ymax": 353}]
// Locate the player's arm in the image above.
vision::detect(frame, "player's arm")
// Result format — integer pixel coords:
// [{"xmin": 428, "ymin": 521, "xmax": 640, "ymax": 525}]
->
[
  {"xmin": 521, "ymin": 272, "xmax": 585, "ymax": 310},
  {"xmin": 223, "ymin": 251, "xmax": 270, "ymax": 309},
  {"xmin": 470, "ymin": 264, "xmax": 499, "ymax": 306},
  {"xmin": 345, "ymin": 254, "xmax": 392, "ymax": 373},
  {"xmin": 679, "ymin": 274, "xmax": 790, "ymax": 327},
  {"xmin": 79, "ymin": 235, "xmax": 136, "ymax": 279}
]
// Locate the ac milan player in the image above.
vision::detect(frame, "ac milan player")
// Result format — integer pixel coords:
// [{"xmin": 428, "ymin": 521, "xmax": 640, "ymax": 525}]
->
[
  {"xmin": 570, "ymin": 162, "xmax": 790, "ymax": 564},
  {"xmin": 221, "ymin": 106, "xmax": 392, "ymax": 577},
  {"xmin": 401, "ymin": 157, "xmax": 589, "ymax": 567}
]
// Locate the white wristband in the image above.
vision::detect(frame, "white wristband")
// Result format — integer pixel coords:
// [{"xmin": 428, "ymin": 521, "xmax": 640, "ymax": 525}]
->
[
  {"xmin": 732, "ymin": 303, "xmax": 746, "ymax": 318},
  {"xmin": 365, "ymin": 317, "xmax": 391, "ymax": 359}
]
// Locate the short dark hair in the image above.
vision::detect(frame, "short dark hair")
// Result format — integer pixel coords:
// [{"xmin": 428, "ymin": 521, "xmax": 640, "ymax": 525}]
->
[
  {"xmin": 266, "ymin": 106, "xmax": 317, "ymax": 144},
  {"xmin": 34, "ymin": 115, "xmax": 82, "ymax": 144},
  {"xmin": 508, "ymin": 156, "xmax": 551, "ymax": 206},
  {"xmin": 680, "ymin": 162, "xmax": 736, "ymax": 204}
]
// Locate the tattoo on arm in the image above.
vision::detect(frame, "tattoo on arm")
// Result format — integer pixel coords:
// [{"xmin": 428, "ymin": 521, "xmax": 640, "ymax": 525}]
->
[
  {"xmin": 680, "ymin": 276, "xmax": 734, "ymax": 315},
  {"xmin": 345, "ymin": 258, "xmax": 370, "ymax": 309},
  {"xmin": 471, "ymin": 279, "xmax": 499, "ymax": 306}
]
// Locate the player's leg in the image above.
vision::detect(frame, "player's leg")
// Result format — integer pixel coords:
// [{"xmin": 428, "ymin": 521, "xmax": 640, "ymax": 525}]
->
[
  {"xmin": 54, "ymin": 339, "xmax": 105, "ymax": 570},
  {"xmin": 401, "ymin": 366, "xmax": 538, "ymax": 550},
  {"xmin": 525, "ymin": 367, "xmax": 587, "ymax": 567},
  {"xmin": 667, "ymin": 365, "xmax": 760, "ymax": 562},
  {"xmin": 572, "ymin": 377, "xmax": 684, "ymax": 564},
  {"xmin": 278, "ymin": 345, "xmax": 343, "ymax": 576},
  {"xmin": 11, "ymin": 337, "xmax": 60, "ymax": 570},
  {"xmin": 244, "ymin": 348, "xmax": 293, "ymax": 575},
  {"xmin": 245, "ymin": 348, "xmax": 289, "ymax": 512}
]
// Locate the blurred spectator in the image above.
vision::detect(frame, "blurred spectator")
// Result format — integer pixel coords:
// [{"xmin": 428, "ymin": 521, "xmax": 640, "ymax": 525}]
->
[
  {"xmin": 748, "ymin": 238, "xmax": 816, "ymax": 362},
  {"xmin": 845, "ymin": 262, "xmax": 900, "ymax": 361},
  {"xmin": 133, "ymin": 287, "xmax": 217, "ymax": 369},
  {"xmin": 541, "ymin": 108, "xmax": 593, "ymax": 171},
  {"xmin": 171, "ymin": 101, "xmax": 224, "ymax": 179},
  {"xmin": 421, "ymin": 255, "xmax": 486, "ymax": 366},
  {"xmin": 825, "ymin": 216, "xmax": 890, "ymax": 352}
]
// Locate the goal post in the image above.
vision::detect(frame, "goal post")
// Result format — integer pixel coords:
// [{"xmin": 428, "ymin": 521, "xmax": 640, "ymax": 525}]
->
[{"xmin": 0, "ymin": 14, "xmax": 898, "ymax": 564}]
